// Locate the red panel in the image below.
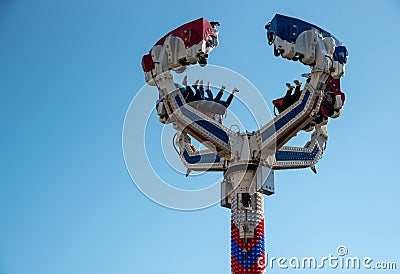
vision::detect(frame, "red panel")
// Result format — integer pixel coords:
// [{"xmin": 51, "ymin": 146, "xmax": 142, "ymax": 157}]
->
[
  {"xmin": 327, "ymin": 77, "xmax": 345, "ymax": 105},
  {"xmin": 154, "ymin": 18, "xmax": 216, "ymax": 48},
  {"xmin": 141, "ymin": 18, "xmax": 217, "ymax": 73},
  {"xmin": 142, "ymin": 54, "xmax": 154, "ymax": 73}
]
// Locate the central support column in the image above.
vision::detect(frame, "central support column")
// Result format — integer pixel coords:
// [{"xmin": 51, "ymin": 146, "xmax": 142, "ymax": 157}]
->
[
  {"xmin": 225, "ymin": 164, "xmax": 266, "ymax": 274},
  {"xmin": 231, "ymin": 193, "xmax": 265, "ymax": 273}
]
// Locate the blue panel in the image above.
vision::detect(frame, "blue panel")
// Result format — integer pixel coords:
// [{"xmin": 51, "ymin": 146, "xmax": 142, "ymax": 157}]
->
[
  {"xmin": 175, "ymin": 95, "xmax": 229, "ymax": 144},
  {"xmin": 333, "ymin": 46, "xmax": 348, "ymax": 64},
  {"xmin": 183, "ymin": 150, "xmax": 221, "ymax": 164},
  {"xmin": 231, "ymin": 237, "xmax": 265, "ymax": 269},
  {"xmin": 261, "ymin": 90, "xmax": 310, "ymax": 142},
  {"xmin": 175, "ymin": 94, "xmax": 184, "ymax": 107},
  {"xmin": 267, "ymin": 14, "xmax": 341, "ymax": 46},
  {"xmin": 275, "ymin": 144, "xmax": 320, "ymax": 162}
]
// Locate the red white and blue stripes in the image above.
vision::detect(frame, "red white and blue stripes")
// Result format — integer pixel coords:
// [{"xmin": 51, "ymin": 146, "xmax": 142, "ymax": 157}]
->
[{"xmin": 231, "ymin": 193, "xmax": 265, "ymax": 274}]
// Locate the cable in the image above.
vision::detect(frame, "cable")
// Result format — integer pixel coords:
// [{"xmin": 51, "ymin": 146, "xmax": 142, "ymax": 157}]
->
[
  {"xmin": 172, "ymin": 133, "xmax": 180, "ymax": 155},
  {"xmin": 324, "ymin": 55, "xmax": 335, "ymax": 74}
]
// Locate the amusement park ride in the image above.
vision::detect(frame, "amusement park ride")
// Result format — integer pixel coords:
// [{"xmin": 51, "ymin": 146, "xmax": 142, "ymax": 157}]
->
[{"xmin": 140, "ymin": 14, "xmax": 348, "ymax": 274}]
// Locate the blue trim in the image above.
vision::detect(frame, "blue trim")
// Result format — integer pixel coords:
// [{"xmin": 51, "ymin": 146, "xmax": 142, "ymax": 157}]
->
[
  {"xmin": 183, "ymin": 150, "xmax": 221, "ymax": 164},
  {"xmin": 267, "ymin": 14, "xmax": 342, "ymax": 46},
  {"xmin": 175, "ymin": 94, "xmax": 185, "ymax": 107},
  {"xmin": 261, "ymin": 90, "xmax": 310, "ymax": 142},
  {"xmin": 231, "ymin": 236, "xmax": 265, "ymax": 269},
  {"xmin": 275, "ymin": 144, "xmax": 320, "ymax": 162},
  {"xmin": 175, "ymin": 95, "xmax": 229, "ymax": 144}
]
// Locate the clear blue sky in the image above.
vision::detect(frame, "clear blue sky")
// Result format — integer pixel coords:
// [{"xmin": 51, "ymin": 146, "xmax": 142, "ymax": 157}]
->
[{"xmin": 1, "ymin": 0, "xmax": 399, "ymax": 273}]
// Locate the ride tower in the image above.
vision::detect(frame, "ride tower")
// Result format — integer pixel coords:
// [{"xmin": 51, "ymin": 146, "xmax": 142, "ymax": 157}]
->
[{"xmin": 139, "ymin": 14, "xmax": 348, "ymax": 274}]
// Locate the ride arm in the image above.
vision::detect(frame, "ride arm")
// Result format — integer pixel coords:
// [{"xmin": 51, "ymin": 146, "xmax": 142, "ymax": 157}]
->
[
  {"xmin": 142, "ymin": 18, "xmax": 242, "ymax": 159},
  {"xmin": 255, "ymin": 82, "xmax": 323, "ymax": 155},
  {"xmin": 176, "ymin": 133, "xmax": 226, "ymax": 172},
  {"xmin": 155, "ymin": 72, "xmax": 241, "ymax": 159},
  {"xmin": 269, "ymin": 126, "xmax": 328, "ymax": 170},
  {"xmin": 256, "ymin": 15, "xmax": 348, "ymax": 156}
]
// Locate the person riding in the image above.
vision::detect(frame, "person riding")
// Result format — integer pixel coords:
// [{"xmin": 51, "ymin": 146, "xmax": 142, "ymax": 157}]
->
[
  {"xmin": 180, "ymin": 76, "xmax": 194, "ymax": 102},
  {"xmin": 211, "ymin": 87, "xmax": 239, "ymax": 115},
  {"xmin": 273, "ymin": 80, "xmax": 302, "ymax": 114},
  {"xmin": 178, "ymin": 76, "xmax": 240, "ymax": 117}
]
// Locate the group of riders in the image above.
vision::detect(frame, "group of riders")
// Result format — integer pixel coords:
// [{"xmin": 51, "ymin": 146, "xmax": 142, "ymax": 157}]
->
[
  {"xmin": 273, "ymin": 73, "xmax": 345, "ymax": 130},
  {"xmin": 156, "ymin": 75, "xmax": 239, "ymax": 123},
  {"xmin": 157, "ymin": 74, "xmax": 345, "ymax": 128}
]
